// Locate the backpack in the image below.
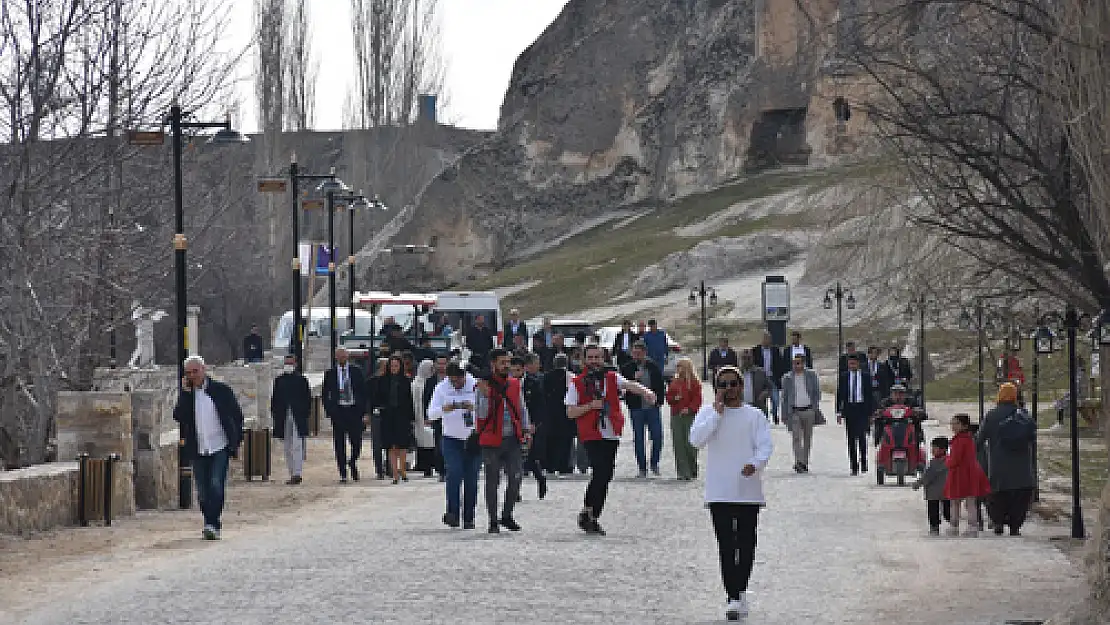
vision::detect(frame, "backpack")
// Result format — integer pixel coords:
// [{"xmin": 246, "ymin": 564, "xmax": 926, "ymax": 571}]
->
[{"xmin": 998, "ymin": 408, "xmax": 1036, "ymax": 452}]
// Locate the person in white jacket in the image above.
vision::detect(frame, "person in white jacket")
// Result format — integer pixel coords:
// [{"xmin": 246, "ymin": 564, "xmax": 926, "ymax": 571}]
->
[
  {"xmin": 689, "ymin": 365, "xmax": 774, "ymax": 622},
  {"xmin": 427, "ymin": 362, "xmax": 481, "ymax": 529}
]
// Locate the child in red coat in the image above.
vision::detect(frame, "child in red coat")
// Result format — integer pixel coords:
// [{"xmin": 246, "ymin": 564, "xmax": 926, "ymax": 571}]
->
[{"xmin": 944, "ymin": 413, "xmax": 991, "ymax": 537}]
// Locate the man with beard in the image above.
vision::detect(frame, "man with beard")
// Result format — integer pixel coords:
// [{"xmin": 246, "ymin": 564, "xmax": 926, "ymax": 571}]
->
[
  {"xmin": 475, "ymin": 349, "xmax": 533, "ymax": 533},
  {"xmin": 428, "ymin": 362, "xmax": 480, "ymax": 529},
  {"xmin": 620, "ymin": 341, "xmax": 667, "ymax": 478},
  {"xmin": 566, "ymin": 344, "xmax": 657, "ymax": 535}
]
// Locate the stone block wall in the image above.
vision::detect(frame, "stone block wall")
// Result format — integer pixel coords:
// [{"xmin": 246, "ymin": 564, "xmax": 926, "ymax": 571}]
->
[
  {"xmin": 0, "ymin": 463, "xmax": 79, "ymax": 534},
  {"xmin": 55, "ymin": 391, "xmax": 136, "ymax": 517}
]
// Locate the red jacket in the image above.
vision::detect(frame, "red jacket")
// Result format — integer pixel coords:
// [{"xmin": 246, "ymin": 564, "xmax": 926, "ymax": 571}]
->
[
  {"xmin": 943, "ymin": 431, "xmax": 991, "ymax": 500},
  {"xmin": 572, "ymin": 370, "xmax": 625, "ymax": 441},
  {"xmin": 476, "ymin": 376, "xmax": 525, "ymax": 447},
  {"xmin": 666, "ymin": 378, "xmax": 702, "ymax": 416}
]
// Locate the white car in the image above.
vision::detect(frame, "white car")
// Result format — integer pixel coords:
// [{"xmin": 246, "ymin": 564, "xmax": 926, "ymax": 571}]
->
[{"xmin": 595, "ymin": 326, "xmax": 682, "ymax": 380}]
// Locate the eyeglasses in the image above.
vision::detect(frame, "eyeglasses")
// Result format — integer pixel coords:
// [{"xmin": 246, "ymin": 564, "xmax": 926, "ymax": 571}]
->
[{"xmin": 716, "ymin": 380, "xmax": 741, "ymax": 389}]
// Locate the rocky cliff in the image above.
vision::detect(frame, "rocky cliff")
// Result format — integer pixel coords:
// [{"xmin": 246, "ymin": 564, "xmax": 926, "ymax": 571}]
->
[{"xmin": 373, "ymin": 0, "xmax": 860, "ymax": 288}]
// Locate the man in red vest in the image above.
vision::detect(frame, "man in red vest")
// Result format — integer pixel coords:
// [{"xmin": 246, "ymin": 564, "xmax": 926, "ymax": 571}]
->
[
  {"xmin": 475, "ymin": 348, "xmax": 533, "ymax": 534},
  {"xmin": 566, "ymin": 344, "xmax": 657, "ymax": 535}
]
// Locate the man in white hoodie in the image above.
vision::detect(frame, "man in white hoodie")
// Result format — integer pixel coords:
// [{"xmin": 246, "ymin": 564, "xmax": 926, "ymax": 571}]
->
[{"xmin": 690, "ymin": 366, "xmax": 774, "ymax": 621}]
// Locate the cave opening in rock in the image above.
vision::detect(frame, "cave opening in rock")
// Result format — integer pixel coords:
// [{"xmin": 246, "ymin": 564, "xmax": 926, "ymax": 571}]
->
[{"xmin": 745, "ymin": 107, "xmax": 811, "ymax": 172}]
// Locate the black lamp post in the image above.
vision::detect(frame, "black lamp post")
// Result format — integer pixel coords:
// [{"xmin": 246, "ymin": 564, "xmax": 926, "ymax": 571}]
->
[
  {"xmin": 281, "ymin": 158, "xmax": 339, "ymax": 373},
  {"xmin": 903, "ymin": 295, "xmax": 940, "ymax": 411},
  {"xmin": 316, "ymin": 176, "xmax": 352, "ymax": 371},
  {"xmin": 958, "ymin": 301, "xmax": 1007, "ymax": 425},
  {"xmin": 688, "ymin": 282, "xmax": 718, "ymax": 380},
  {"xmin": 346, "ymin": 194, "xmax": 387, "ymax": 334},
  {"xmin": 823, "ymin": 282, "xmax": 856, "ymax": 358},
  {"xmin": 165, "ymin": 105, "xmax": 247, "ymax": 509}
]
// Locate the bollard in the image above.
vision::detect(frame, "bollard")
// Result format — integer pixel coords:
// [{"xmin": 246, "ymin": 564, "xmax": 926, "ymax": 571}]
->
[
  {"xmin": 178, "ymin": 439, "xmax": 192, "ymax": 509},
  {"xmin": 241, "ymin": 427, "xmax": 272, "ymax": 481},
  {"xmin": 77, "ymin": 453, "xmax": 122, "ymax": 527}
]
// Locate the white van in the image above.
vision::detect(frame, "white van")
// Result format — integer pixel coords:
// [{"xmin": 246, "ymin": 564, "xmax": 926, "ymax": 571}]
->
[
  {"xmin": 431, "ymin": 291, "xmax": 504, "ymax": 357},
  {"xmin": 272, "ymin": 307, "xmax": 377, "ymax": 356}
]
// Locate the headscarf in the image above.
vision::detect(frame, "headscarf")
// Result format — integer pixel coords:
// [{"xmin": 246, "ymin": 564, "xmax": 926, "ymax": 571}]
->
[
  {"xmin": 997, "ymin": 382, "xmax": 1018, "ymax": 404},
  {"xmin": 412, "ymin": 359, "xmax": 435, "ymax": 425}
]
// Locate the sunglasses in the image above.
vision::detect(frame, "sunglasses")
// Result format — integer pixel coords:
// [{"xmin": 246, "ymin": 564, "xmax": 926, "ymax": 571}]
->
[{"xmin": 716, "ymin": 380, "xmax": 741, "ymax": 389}]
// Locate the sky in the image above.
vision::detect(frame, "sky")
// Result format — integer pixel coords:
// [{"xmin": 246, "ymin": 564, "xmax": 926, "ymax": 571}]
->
[{"xmin": 226, "ymin": 0, "xmax": 571, "ymax": 132}]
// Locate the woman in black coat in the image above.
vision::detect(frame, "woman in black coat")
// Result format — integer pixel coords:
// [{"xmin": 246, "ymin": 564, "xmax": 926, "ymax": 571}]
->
[{"xmin": 376, "ymin": 355, "xmax": 416, "ymax": 484}]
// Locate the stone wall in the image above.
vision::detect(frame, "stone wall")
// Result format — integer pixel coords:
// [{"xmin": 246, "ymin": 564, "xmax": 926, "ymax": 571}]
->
[
  {"xmin": 55, "ymin": 392, "xmax": 136, "ymax": 518},
  {"xmin": 0, "ymin": 463, "xmax": 79, "ymax": 534}
]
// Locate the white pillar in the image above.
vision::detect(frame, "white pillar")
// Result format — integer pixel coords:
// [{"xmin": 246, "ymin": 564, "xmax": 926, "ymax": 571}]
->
[{"xmin": 186, "ymin": 305, "xmax": 201, "ymax": 358}]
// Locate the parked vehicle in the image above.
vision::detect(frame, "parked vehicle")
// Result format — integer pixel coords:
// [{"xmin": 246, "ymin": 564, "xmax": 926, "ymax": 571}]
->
[{"xmin": 433, "ymin": 291, "xmax": 504, "ymax": 360}]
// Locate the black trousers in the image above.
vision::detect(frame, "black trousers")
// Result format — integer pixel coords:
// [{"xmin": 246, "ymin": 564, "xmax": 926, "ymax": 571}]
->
[
  {"xmin": 927, "ymin": 499, "xmax": 952, "ymax": 529},
  {"xmin": 844, "ymin": 410, "xmax": 869, "ymax": 472},
  {"xmin": 331, "ymin": 411, "xmax": 364, "ymax": 478},
  {"xmin": 549, "ymin": 422, "xmax": 576, "ymax": 473},
  {"xmin": 709, "ymin": 503, "xmax": 760, "ymax": 600},
  {"xmin": 988, "ymin": 488, "xmax": 1034, "ymax": 531},
  {"xmin": 583, "ymin": 439, "xmax": 619, "ymax": 517}
]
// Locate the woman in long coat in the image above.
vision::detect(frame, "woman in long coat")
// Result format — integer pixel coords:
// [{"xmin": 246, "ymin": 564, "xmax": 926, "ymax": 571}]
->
[
  {"xmin": 411, "ymin": 359, "xmax": 437, "ymax": 476},
  {"xmin": 377, "ymin": 355, "xmax": 416, "ymax": 484},
  {"xmin": 976, "ymin": 383, "xmax": 1037, "ymax": 535}
]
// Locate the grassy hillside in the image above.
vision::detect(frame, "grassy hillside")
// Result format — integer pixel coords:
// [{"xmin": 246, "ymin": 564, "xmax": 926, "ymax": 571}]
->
[{"xmin": 461, "ymin": 165, "xmax": 878, "ymax": 315}]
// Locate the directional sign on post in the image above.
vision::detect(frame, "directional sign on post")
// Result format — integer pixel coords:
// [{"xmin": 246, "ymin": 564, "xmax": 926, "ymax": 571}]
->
[
  {"xmin": 257, "ymin": 178, "xmax": 287, "ymax": 193},
  {"xmin": 301, "ymin": 199, "xmax": 325, "ymax": 210},
  {"xmin": 127, "ymin": 130, "xmax": 165, "ymax": 146}
]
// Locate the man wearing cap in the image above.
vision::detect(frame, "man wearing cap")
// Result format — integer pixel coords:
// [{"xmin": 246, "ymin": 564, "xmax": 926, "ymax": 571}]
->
[{"xmin": 504, "ymin": 309, "xmax": 529, "ymax": 346}]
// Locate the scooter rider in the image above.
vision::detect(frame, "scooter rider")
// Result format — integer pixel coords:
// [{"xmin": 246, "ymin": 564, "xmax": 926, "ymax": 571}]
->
[{"xmin": 875, "ymin": 383, "xmax": 925, "ymax": 447}]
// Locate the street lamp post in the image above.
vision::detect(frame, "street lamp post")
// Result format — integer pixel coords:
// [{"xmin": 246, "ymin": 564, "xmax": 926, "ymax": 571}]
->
[
  {"xmin": 316, "ymin": 177, "xmax": 353, "ymax": 371},
  {"xmin": 688, "ymin": 282, "xmax": 718, "ymax": 380},
  {"xmin": 823, "ymin": 282, "xmax": 856, "ymax": 358},
  {"xmin": 903, "ymin": 295, "xmax": 939, "ymax": 411},
  {"xmin": 959, "ymin": 301, "xmax": 1007, "ymax": 425},
  {"xmin": 164, "ymin": 105, "xmax": 247, "ymax": 509},
  {"xmin": 346, "ymin": 194, "xmax": 387, "ymax": 333}
]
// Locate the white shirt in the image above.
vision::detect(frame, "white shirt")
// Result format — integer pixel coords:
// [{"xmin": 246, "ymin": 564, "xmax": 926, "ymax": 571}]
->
[
  {"xmin": 742, "ymin": 371, "xmax": 754, "ymax": 404},
  {"xmin": 689, "ymin": 404, "xmax": 774, "ymax": 504},
  {"xmin": 564, "ymin": 373, "xmax": 629, "ymax": 440},
  {"xmin": 792, "ymin": 372, "xmax": 811, "ymax": 407},
  {"xmin": 426, "ymin": 374, "xmax": 479, "ymax": 441},
  {"xmin": 194, "ymin": 382, "xmax": 229, "ymax": 455},
  {"xmin": 850, "ymin": 371, "xmax": 862, "ymax": 403}
]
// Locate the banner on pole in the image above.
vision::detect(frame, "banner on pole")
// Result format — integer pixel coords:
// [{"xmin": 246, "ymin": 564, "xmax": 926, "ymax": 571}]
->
[
  {"xmin": 315, "ymin": 245, "xmax": 335, "ymax": 276},
  {"xmin": 298, "ymin": 243, "xmax": 313, "ymax": 276}
]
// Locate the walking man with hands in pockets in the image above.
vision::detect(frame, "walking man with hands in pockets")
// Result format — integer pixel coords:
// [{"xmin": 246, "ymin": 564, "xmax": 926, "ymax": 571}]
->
[{"xmin": 690, "ymin": 365, "xmax": 773, "ymax": 621}]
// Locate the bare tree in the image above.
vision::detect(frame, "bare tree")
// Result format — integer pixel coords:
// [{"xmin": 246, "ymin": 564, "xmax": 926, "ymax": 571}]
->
[{"xmin": 284, "ymin": 0, "xmax": 317, "ymax": 131}]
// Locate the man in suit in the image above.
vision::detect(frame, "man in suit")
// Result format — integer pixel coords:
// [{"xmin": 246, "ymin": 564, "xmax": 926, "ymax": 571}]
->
[
  {"xmin": 242, "ymin": 324, "xmax": 265, "ymax": 363},
  {"xmin": 620, "ymin": 341, "xmax": 667, "ymax": 477},
  {"xmin": 786, "ymin": 331, "xmax": 814, "ymax": 369},
  {"xmin": 322, "ymin": 346, "xmax": 369, "ymax": 483},
  {"xmin": 865, "ymin": 346, "xmax": 892, "ymax": 406},
  {"xmin": 271, "ymin": 354, "xmax": 311, "ymax": 485},
  {"xmin": 532, "ymin": 317, "xmax": 555, "ymax": 353},
  {"xmin": 610, "ymin": 320, "xmax": 639, "ymax": 366},
  {"xmin": 537, "ymin": 332, "xmax": 569, "ymax": 372},
  {"xmin": 886, "ymin": 344, "xmax": 914, "ymax": 389},
  {"xmin": 504, "ymin": 308, "xmax": 529, "ymax": 345},
  {"xmin": 708, "ymin": 337, "xmax": 739, "ymax": 378},
  {"xmin": 752, "ymin": 331, "xmax": 789, "ymax": 423},
  {"xmin": 522, "ymin": 353, "xmax": 549, "ymax": 499},
  {"xmin": 739, "ymin": 349, "xmax": 773, "ymax": 416},
  {"xmin": 837, "ymin": 340, "xmax": 867, "ymax": 374},
  {"xmin": 836, "ymin": 353, "xmax": 874, "ymax": 476},
  {"xmin": 465, "ymin": 315, "xmax": 496, "ymax": 367},
  {"xmin": 780, "ymin": 354, "xmax": 821, "ymax": 473},
  {"xmin": 423, "ymin": 355, "xmax": 449, "ymax": 481},
  {"xmin": 173, "ymin": 355, "xmax": 244, "ymax": 540}
]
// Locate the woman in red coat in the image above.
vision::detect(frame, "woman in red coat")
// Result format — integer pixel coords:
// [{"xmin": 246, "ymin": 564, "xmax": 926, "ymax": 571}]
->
[
  {"xmin": 944, "ymin": 413, "xmax": 991, "ymax": 537},
  {"xmin": 666, "ymin": 358, "xmax": 703, "ymax": 480}
]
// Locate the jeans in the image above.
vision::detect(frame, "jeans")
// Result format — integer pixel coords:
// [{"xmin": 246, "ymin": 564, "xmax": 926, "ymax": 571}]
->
[
  {"xmin": 441, "ymin": 436, "xmax": 480, "ymax": 522},
  {"xmin": 483, "ymin": 437, "xmax": 523, "ymax": 522},
  {"xmin": 583, "ymin": 439, "xmax": 619, "ymax": 518},
  {"xmin": 630, "ymin": 406, "xmax": 663, "ymax": 472},
  {"xmin": 709, "ymin": 503, "xmax": 760, "ymax": 600},
  {"xmin": 193, "ymin": 448, "xmax": 230, "ymax": 530}
]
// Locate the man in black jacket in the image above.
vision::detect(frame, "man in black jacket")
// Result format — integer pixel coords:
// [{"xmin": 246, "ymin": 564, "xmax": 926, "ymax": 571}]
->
[
  {"xmin": 708, "ymin": 337, "xmax": 739, "ymax": 378},
  {"xmin": 542, "ymin": 353, "xmax": 574, "ymax": 475},
  {"xmin": 271, "ymin": 354, "xmax": 311, "ymax": 484},
  {"xmin": 752, "ymin": 331, "xmax": 789, "ymax": 423},
  {"xmin": 885, "ymin": 344, "xmax": 914, "ymax": 390},
  {"xmin": 465, "ymin": 314, "xmax": 496, "ymax": 367},
  {"xmin": 522, "ymin": 353, "xmax": 549, "ymax": 499},
  {"xmin": 835, "ymin": 354, "xmax": 874, "ymax": 476},
  {"xmin": 173, "ymin": 355, "xmax": 244, "ymax": 540},
  {"xmin": 504, "ymin": 308, "xmax": 529, "ymax": 345},
  {"xmin": 610, "ymin": 320, "xmax": 639, "ymax": 367},
  {"xmin": 837, "ymin": 341, "xmax": 868, "ymax": 374},
  {"xmin": 242, "ymin": 325, "xmax": 264, "ymax": 363},
  {"xmin": 323, "ymin": 347, "xmax": 369, "ymax": 483},
  {"xmin": 620, "ymin": 341, "xmax": 667, "ymax": 477}
]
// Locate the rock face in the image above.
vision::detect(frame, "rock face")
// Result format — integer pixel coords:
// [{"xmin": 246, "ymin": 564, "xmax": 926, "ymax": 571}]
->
[{"xmin": 377, "ymin": 0, "xmax": 855, "ymax": 287}]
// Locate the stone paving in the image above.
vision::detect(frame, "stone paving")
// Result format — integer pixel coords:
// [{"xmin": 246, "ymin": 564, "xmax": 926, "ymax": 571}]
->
[{"xmin": 11, "ymin": 395, "xmax": 1085, "ymax": 625}]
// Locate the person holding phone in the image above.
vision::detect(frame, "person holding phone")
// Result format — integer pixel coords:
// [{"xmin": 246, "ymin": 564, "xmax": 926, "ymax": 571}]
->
[
  {"xmin": 565, "ymin": 344, "xmax": 657, "ymax": 536},
  {"xmin": 427, "ymin": 362, "xmax": 481, "ymax": 529},
  {"xmin": 689, "ymin": 366, "xmax": 774, "ymax": 621},
  {"xmin": 173, "ymin": 355, "xmax": 244, "ymax": 541}
]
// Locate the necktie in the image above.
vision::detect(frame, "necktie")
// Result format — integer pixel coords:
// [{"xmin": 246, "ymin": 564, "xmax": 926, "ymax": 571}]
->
[{"xmin": 853, "ymin": 372, "xmax": 858, "ymax": 403}]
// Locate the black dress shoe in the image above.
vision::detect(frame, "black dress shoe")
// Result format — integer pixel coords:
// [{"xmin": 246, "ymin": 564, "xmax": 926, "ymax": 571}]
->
[
  {"xmin": 538, "ymin": 478, "xmax": 548, "ymax": 500},
  {"xmin": 442, "ymin": 513, "xmax": 460, "ymax": 528},
  {"xmin": 586, "ymin": 519, "xmax": 606, "ymax": 536},
  {"xmin": 499, "ymin": 517, "xmax": 522, "ymax": 532},
  {"xmin": 350, "ymin": 464, "xmax": 360, "ymax": 481},
  {"xmin": 488, "ymin": 521, "xmax": 500, "ymax": 534},
  {"xmin": 851, "ymin": 470, "xmax": 858, "ymax": 476},
  {"xmin": 463, "ymin": 520, "xmax": 475, "ymax": 530},
  {"xmin": 577, "ymin": 511, "xmax": 591, "ymax": 531}
]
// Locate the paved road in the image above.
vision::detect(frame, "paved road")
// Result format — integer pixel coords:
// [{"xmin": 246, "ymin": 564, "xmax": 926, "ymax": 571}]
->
[{"xmin": 14, "ymin": 397, "xmax": 1083, "ymax": 624}]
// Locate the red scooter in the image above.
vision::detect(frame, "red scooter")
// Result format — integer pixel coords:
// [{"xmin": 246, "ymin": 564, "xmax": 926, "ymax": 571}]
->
[{"xmin": 873, "ymin": 404, "xmax": 927, "ymax": 486}]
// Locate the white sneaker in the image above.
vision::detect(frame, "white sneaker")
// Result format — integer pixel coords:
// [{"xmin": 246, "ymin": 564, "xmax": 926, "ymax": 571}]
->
[{"xmin": 725, "ymin": 596, "xmax": 749, "ymax": 620}]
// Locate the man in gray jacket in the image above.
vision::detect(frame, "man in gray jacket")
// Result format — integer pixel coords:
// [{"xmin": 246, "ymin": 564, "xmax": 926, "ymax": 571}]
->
[{"xmin": 780, "ymin": 355, "xmax": 821, "ymax": 473}]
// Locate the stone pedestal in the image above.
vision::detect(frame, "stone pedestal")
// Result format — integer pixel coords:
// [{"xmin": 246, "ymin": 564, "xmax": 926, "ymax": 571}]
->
[
  {"xmin": 187, "ymin": 305, "xmax": 201, "ymax": 359},
  {"xmin": 55, "ymin": 392, "xmax": 136, "ymax": 517},
  {"xmin": 131, "ymin": 390, "xmax": 180, "ymax": 509}
]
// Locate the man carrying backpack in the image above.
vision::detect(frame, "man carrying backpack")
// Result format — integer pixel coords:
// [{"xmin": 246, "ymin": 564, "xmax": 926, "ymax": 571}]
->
[{"xmin": 976, "ymin": 383, "xmax": 1037, "ymax": 536}]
